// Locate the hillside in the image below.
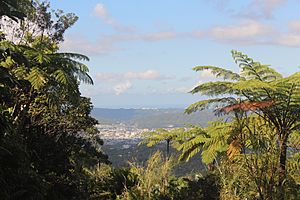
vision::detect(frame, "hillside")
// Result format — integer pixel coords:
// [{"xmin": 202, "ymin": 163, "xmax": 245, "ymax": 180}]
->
[
  {"xmin": 91, "ymin": 108, "xmax": 217, "ymax": 128},
  {"xmin": 92, "ymin": 108, "xmax": 218, "ymax": 174}
]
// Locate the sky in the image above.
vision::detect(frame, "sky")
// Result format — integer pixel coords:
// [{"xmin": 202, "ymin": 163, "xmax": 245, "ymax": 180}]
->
[{"xmin": 51, "ymin": 0, "xmax": 300, "ymax": 108}]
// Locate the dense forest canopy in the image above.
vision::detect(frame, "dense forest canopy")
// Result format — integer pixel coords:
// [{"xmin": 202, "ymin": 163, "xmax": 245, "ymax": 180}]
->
[{"xmin": 0, "ymin": 1, "xmax": 109, "ymax": 199}]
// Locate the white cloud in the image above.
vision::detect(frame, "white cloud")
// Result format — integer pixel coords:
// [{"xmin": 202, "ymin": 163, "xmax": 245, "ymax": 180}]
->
[
  {"xmin": 80, "ymin": 85, "xmax": 113, "ymax": 96},
  {"xmin": 92, "ymin": 4, "xmax": 117, "ymax": 27},
  {"xmin": 255, "ymin": 0, "xmax": 287, "ymax": 18},
  {"xmin": 66, "ymin": 3, "xmax": 195, "ymax": 56},
  {"xmin": 66, "ymin": 2, "xmax": 299, "ymax": 56},
  {"xmin": 192, "ymin": 31, "xmax": 205, "ymax": 38},
  {"xmin": 124, "ymin": 70, "xmax": 161, "ymax": 80},
  {"xmin": 94, "ymin": 70, "xmax": 174, "ymax": 95},
  {"xmin": 113, "ymin": 81, "xmax": 132, "ymax": 95},
  {"xmin": 173, "ymin": 87, "xmax": 191, "ymax": 93},
  {"xmin": 199, "ymin": 70, "xmax": 216, "ymax": 79},
  {"xmin": 277, "ymin": 33, "xmax": 300, "ymax": 46},
  {"xmin": 147, "ymin": 86, "xmax": 192, "ymax": 94},
  {"xmin": 92, "ymin": 4, "xmax": 108, "ymax": 19},
  {"xmin": 106, "ymin": 31, "xmax": 179, "ymax": 42},
  {"xmin": 211, "ymin": 20, "xmax": 274, "ymax": 44},
  {"xmin": 96, "ymin": 73, "xmax": 120, "ymax": 82},
  {"xmin": 273, "ymin": 20, "xmax": 300, "ymax": 47},
  {"xmin": 60, "ymin": 35, "xmax": 120, "ymax": 55},
  {"xmin": 206, "ymin": 0, "xmax": 287, "ymax": 20},
  {"xmin": 92, "ymin": 3, "xmax": 134, "ymax": 32},
  {"xmin": 288, "ymin": 20, "xmax": 300, "ymax": 32},
  {"xmin": 60, "ymin": 30, "xmax": 180, "ymax": 56},
  {"xmin": 237, "ymin": 0, "xmax": 288, "ymax": 19},
  {"xmin": 143, "ymin": 32, "xmax": 177, "ymax": 41},
  {"xmin": 207, "ymin": 19, "xmax": 300, "ymax": 47},
  {"xmin": 200, "ymin": 17, "xmax": 300, "ymax": 49},
  {"xmin": 96, "ymin": 70, "xmax": 173, "ymax": 82}
]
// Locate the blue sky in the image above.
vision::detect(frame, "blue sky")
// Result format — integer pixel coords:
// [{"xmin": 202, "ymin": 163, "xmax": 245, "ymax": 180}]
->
[{"xmin": 51, "ymin": 0, "xmax": 300, "ymax": 108}]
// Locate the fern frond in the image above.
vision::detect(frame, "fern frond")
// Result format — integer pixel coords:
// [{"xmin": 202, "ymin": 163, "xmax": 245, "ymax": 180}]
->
[
  {"xmin": 289, "ymin": 131, "xmax": 300, "ymax": 150},
  {"xmin": 232, "ymin": 79, "xmax": 275, "ymax": 91},
  {"xmin": 185, "ymin": 97, "xmax": 237, "ymax": 114},
  {"xmin": 53, "ymin": 69, "xmax": 69, "ymax": 85},
  {"xmin": 54, "ymin": 52, "xmax": 90, "ymax": 61},
  {"xmin": 190, "ymin": 81, "xmax": 236, "ymax": 95},
  {"xmin": 231, "ymin": 50, "xmax": 282, "ymax": 81},
  {"xmin": 193, "ymin": 66, "xmax": 243, "ymax": 81},
  {"xmin": 25, "ymin": 67, "xmax": 48, "ymax": 89}
]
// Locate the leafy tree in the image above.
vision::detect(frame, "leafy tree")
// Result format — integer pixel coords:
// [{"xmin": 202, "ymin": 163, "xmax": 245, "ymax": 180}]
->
[
  {"xmin": 0, "ymin": 1, "xmax": 109, "ymax": 199},
  {"xmin": 179, "ymin": 115, "xmax": 285, "ymax": 199},
  {"xmin": 0, "ymin": 0, "xmax": 32, "ymax": 21},
  {"xmin": 118, "ymin": 151, "xmax": 174, "ymax": 200},
  {"xmin": 1, "ymin": 0, "xmax": 78, "ymax": 46},
  {"xmin": 184, "ymin": 50, "xmax": 300, "ymax": 199},
  {"xmin": 140, "ymin": 128, "xmax": 185, "ymax": 159}
]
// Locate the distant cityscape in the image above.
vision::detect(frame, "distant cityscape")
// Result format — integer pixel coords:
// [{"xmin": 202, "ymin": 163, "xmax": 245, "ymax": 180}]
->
[
  {"xmin": 96, "ymin": 123, "xmax": 152, "ymax": 145},
  {"xmin": 92, "ymin": 108, "xmax": 213, "ymax": 170},
  {"xmin": 93, "ymin": 108, "xmax": 216, "ymax": 149}
]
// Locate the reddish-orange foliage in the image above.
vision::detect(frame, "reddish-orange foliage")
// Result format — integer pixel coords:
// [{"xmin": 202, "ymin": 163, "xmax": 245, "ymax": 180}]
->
[{"xmin": 220, "ymin": 101, "xmax": 273, "ymax": 113}]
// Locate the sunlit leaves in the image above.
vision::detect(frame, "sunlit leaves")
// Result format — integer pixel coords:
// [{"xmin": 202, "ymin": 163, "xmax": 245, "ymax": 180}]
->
[
  {"xmin": 139, "ymin": 128, "xmax": 185, "ymax": 149},
  {"xmin": 25, "ymin": 66, "xmax": 47, "ymax": 89},
  {"xmin": 53, "ymin": 69, "xmax": 69, "ymax": 84},
  {"xmin": 231, "ymin": 50, "xmax": 282, "ymax": 81},
  {"xmin": 186, "ymin": 50, "xmax": 300, "ymax": 198},
  {"xmin": 190, "ymin": 81, "xmax": 236, "ymax": 96}
]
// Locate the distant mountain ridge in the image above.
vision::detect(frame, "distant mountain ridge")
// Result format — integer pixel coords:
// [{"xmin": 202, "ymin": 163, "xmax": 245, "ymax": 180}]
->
[{"xmin": 91, "ymin": 108, "xmax": 216, "ymax": 128}]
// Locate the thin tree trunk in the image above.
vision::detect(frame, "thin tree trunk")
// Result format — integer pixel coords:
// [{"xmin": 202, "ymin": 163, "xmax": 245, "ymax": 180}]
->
[
  {"xmin": 166, "ymin": 139, "xmax": 170, "ymax": 160},
  {"xmin": 278, "ymin": 135, "xmax": 288, "ymax": 200}
]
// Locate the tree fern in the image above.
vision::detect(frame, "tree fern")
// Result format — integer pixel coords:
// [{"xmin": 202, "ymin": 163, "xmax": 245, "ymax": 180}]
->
[
  {"xmin": 139, "ymin": 128, "xmax": 185, "ymax": 158},
  {"xmin": 187, "ymin": 50, "xmax": 300, "ymax": 199},
  {"xmin": 25, "ymin": 66, "xmax": 48, "ymax": 89},
  {"xmin": 231, "ymin": 50, "xmax": 282, "ymax": 81},
  {"xmin": 193, "ymin": 65, "xmax": 242, "ymax": 81},
  {"xmin": 185, "ymin": 97, "xmax": 236, "ymax": 114}
]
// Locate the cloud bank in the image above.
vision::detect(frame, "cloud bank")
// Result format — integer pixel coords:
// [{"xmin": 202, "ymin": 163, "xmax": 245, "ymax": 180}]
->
[
  {"xmin": 94, "ymin": 70, "xmax": 174, "ymax": 95},
  {"xmin": 62, "ymin": 1, "xmax": 300, "ymax": 56}
]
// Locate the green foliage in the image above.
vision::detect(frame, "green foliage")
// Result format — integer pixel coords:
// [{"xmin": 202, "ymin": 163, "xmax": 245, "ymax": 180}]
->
[
  {"xmin": 119, "ymin": 151, "xmax": 174, "ymax": 199},
  {"xmin": 193, "ymin": 65, "xmax": 242, "ymax": 81},
  {"xmin": 83, "ymin": 151, "xmax": 221, "ymax": 200},
  {"xmin": 140, "ymin": 128, "xmax": 186, "ymax": 158},
  {"xmin": 185, "ymin": 97, "xmax": 236, "ymax": 114},
  {"xmin": 115, "ymin": 151, "xmax": 213, "ymax": 200},
  {"xmin": 231, "ymin": 50, "xmax": 282, "ymax": 81},
  {"xmin": 183, "ymin": 50, "xmax": 300, "ymax": 199},
  {"xmin": 2, "ymin": 1, "xmax": 300, "ymax": 199},
  {"xmin": 133, "ymin": 50, "xmax": 300, "ymax": 199},
  {"xmin": 0, "ymin": 1, "xmax": 109, "ymax": 199},
  {"xmin": 0, "ymin": 0, "xmax": 32, "ymax": 21},
  {"xmin": 168, "ymin": 173, "xmax": 220, "ymax": 200}
]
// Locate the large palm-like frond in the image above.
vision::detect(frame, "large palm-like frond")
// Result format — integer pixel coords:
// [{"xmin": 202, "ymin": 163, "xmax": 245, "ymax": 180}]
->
[
  {"xmin": 231, "ymin": 50, "xmax": 282, "ymax": 82},
  {"xmin": 140, "ymin": 128, "xmax": 185, "ymax": 147},
  {"xmin": 193, "ymin": 65, "xmax": 243, "ymax": 81},
  {"xmin": 185, "ymin": 97, "xmax": 237, "ymax": 114}
]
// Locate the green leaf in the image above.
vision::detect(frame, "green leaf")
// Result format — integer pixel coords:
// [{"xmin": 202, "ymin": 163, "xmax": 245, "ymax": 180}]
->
[{"xmin": 25, "ymin": 67, "xmax": 48, "ymax": 89}]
